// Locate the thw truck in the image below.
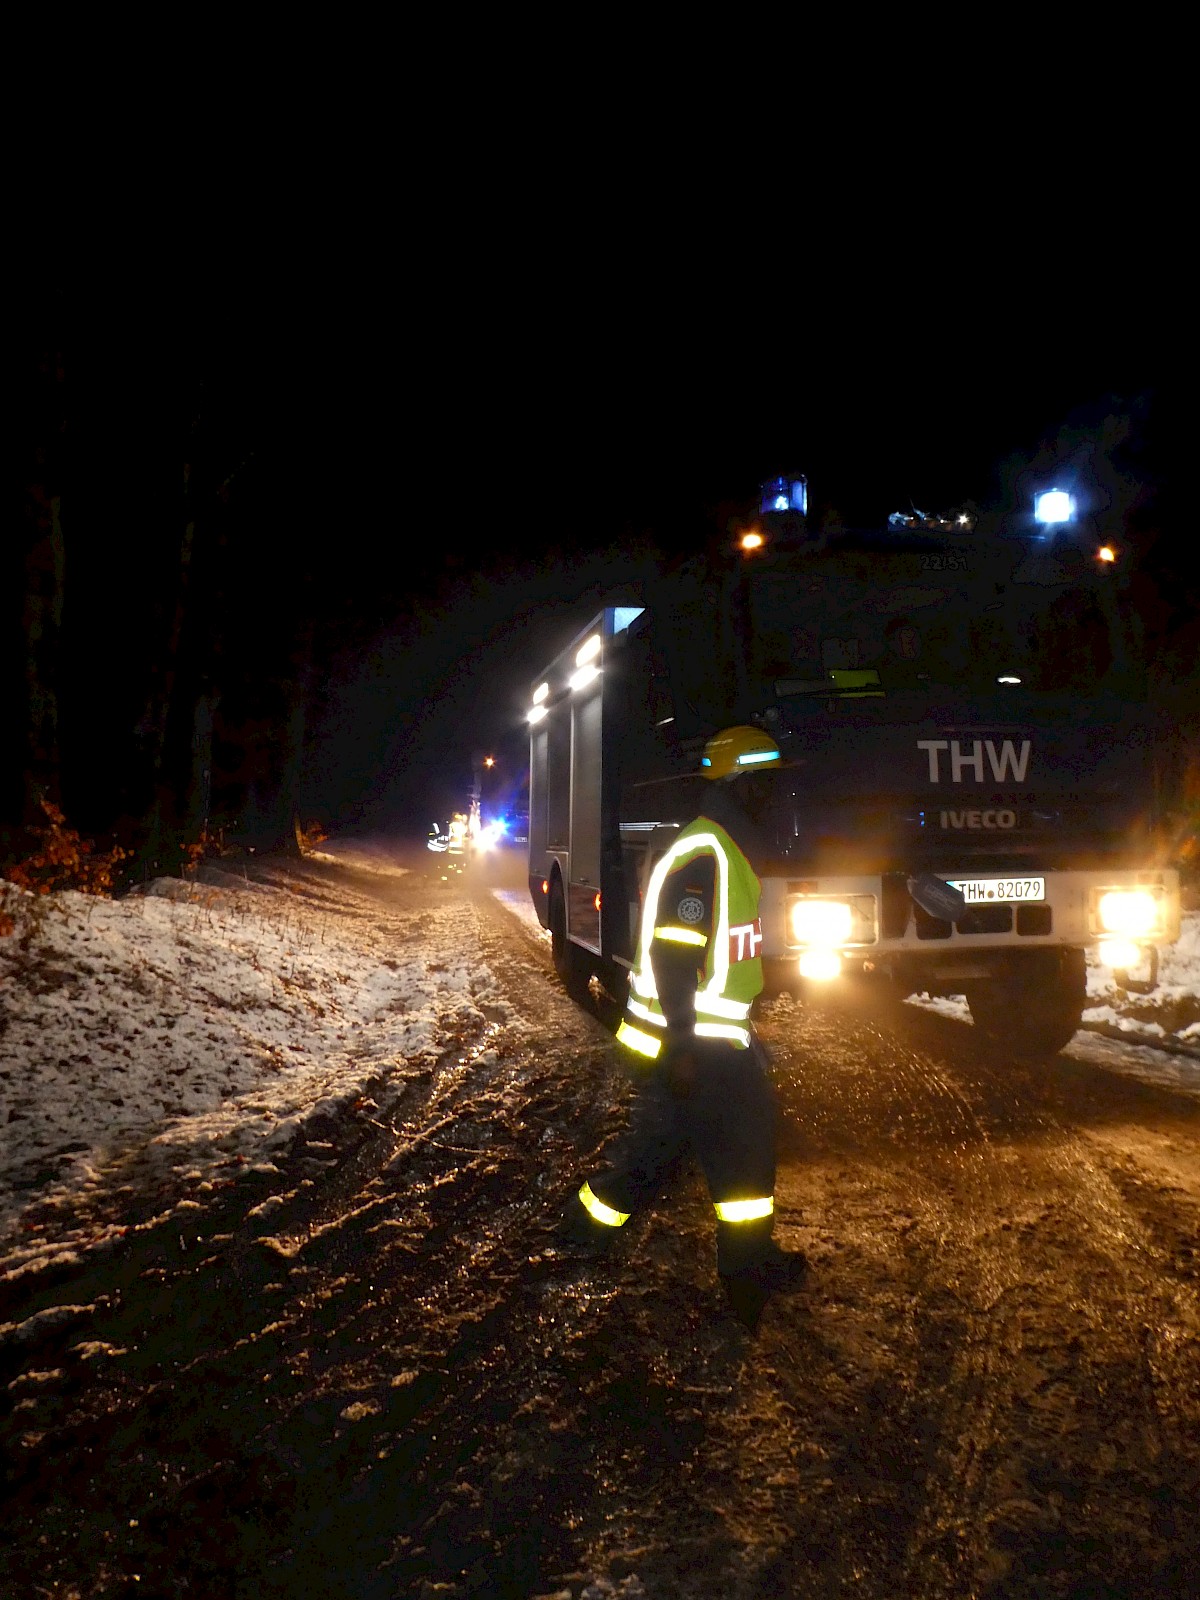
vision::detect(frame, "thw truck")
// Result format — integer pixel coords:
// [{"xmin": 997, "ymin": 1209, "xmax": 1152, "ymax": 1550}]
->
[{"xmin": 526, "ymin": 484, "xmax": 1181, "ymax": 1057}]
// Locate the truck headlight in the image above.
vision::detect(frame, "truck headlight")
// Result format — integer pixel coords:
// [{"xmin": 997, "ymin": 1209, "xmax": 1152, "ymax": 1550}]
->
[
  {"xmin": 790, "ymin": 899, "xmax": 854, "ymax": 946},
  {"xmin": 788, "ymin": 895, "xmax": 877, "ymax": 949},
  {"xmin": 1095, "ymin": 889, "xmax": 1161, "ymax": 937}
]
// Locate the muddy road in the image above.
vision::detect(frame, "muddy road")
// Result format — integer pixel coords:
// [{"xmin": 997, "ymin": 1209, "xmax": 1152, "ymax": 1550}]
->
[{"xmin": 3, "ymin": 856, "xmax": 1199, "ymax": 1598}]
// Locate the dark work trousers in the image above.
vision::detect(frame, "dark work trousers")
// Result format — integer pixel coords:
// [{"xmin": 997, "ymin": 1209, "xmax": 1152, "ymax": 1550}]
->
[{"xmin": 587, "ymin": 1033, "xmax": 779, "ymax": 1276}]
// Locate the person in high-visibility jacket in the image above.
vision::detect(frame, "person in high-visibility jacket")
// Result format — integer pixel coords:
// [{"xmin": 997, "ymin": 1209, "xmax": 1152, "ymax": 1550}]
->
[{"xmin": 561, "ymin": 724, "xmax": 807, "ymax": 1330}]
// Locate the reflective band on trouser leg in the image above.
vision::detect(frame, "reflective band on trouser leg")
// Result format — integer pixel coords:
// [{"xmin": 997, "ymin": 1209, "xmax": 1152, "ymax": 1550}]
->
[
  {"xmin": 713, "ymin": 1197, "xmax": 774, "ymax": 1223},
  {"xmin": 615, "ymin": 1019, "xmax": 663, "ymax": 1059},
  {"xmin": 579, "ymin": 1182, "xmax": 631, "ymax": 1227}
]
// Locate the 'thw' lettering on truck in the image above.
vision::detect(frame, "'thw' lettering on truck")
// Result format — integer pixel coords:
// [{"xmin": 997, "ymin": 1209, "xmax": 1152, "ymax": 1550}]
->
[{"xmin": 526, "ymin": 476, "xmax": 1181, "ymax": 1059}]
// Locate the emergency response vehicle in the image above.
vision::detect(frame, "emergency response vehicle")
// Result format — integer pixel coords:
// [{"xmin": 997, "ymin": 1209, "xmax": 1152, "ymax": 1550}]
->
[{"xmin": 526, "ymin": 476, "xmax": 1181, "ymax": 1057}]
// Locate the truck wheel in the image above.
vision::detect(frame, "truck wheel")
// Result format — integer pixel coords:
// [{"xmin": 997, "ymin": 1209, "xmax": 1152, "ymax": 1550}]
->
[
  {"xmin": 549, "ymin": 881, "xmax": 591, "ymax": 1001},
  {"xmin": 965, "ymin": 949, "xmax": 1086, "ymax": 1059}
]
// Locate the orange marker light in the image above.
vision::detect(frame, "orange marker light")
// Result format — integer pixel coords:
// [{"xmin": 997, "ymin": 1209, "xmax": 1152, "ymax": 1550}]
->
[
  {"xmin": 1097, "ymin": 545, "xmax": 1116, "ymax": 563},
  {"xmin": 594, "ymin": 892, "xmax": 602, "ymax": 911},
  {"xmin": 541, "ymin": 879, "xmax": 549, "ymax": 895},
  {"xmin": 739, "ymin": 530, "xmax": 765, "ymax": 552}
]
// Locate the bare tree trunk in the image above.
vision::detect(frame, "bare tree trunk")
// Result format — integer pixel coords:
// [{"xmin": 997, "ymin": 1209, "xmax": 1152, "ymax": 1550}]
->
[
  {"xmin": 184, "ymin": 689, "xmax": 218, "ymax": 841},
  {"xmin": 19, "ymin": 350, "xmax": 67, "ymax": 823},
  {"xmin": 269, "ymin": 621, "xmax": 316, "ymax": 856},
  {"xmin": 138, "ymin": 454, "xmax": 198, "ymax": 876}
]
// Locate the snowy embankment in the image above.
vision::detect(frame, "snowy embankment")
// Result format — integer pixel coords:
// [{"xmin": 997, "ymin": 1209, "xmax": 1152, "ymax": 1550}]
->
[
  {"xmin": 907, "ymin": 911, "xmax": 1200, "ymax": 1045},
  {"xmin": 904, "ymin": 908, "xmax": 1200, "ymax": 1096},
  {"xmin": 0, "ymin": 844, "xmax": 510, "ymax": 1281},
  {"xmin": 1083, "ymin": 909, "xmax": 1200, "ymax": 1041}
]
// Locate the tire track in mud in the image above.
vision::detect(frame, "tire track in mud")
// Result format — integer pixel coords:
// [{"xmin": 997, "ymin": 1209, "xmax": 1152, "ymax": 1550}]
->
[
  {"xmin": 0, "ymin": 881, "xmax": 625, "ymax": 1599},
  {"xmin": 922, "ymin": 1043, "xmax": 1200, "ymax": 1596},
  {"xmin": 196, "ymin": 886, "xmax": 635, "ymax": 1597},
  {"xmin": 340, "ymin": 911, "xmax": 1200, "ymax": 1600},
  {"xmin": 7, "ymin": 871, "xmax": 1200, "ymax": 1599},
  {"xmin": 215, "ymin": 900, "xmax": 621, "ymax": 1593},
  {"xmin": 368, "ymin": 892, "xmax": 809, "ymax": 1597},
  {"xmin": 378, "ymin": 929, "xmax": 1200, "ymax": 1600},
  {"xmin": 722, "ymin": 1000, "xmax": 1022, "ymax": 1596},
  {"xmin": 754, "ymin": 996, "xmax": 1200, "ymax": 1599}
]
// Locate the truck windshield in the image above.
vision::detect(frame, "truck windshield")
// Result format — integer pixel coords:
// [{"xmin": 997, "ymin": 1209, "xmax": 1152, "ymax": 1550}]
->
[{"xmin": 741, "ymin": 539, "xmax": 1142, "ymax": 706}]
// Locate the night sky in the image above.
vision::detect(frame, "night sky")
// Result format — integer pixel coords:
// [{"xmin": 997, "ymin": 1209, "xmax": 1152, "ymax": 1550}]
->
[
  {"xmin": 262, "ymin": 299, "xmax": 1176, "ymax": 830},
  {"xmin": 10, "ymin": 266, "xmax": 1179, "ymax": 843}
]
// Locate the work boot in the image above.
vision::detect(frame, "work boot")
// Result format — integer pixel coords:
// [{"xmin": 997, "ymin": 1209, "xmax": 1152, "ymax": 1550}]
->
[
  {"xmin": 720, "ymin": 1246, "xmax": 808, "ymax": 1331},
  {"xmin": 754, "ymin": 1241, "xmax": 809, "ymax": 1292},
  {"xmin": 551, "ymin": 1193, "xmax": 619, "ymax": 1257}
]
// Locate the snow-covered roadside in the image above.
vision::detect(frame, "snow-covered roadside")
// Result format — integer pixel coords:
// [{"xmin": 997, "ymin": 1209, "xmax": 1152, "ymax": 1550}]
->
[
  {"xmin": 903, "ymin": 911, "xmax": 1200, "ymax": 1093},
  {"xmin": 1082, "ymin": 909, "xmax": 1200, "ymax": 1040},
  {"xmin": 0, "ymin": 844, "xmax": 511, "ymax": 1281}
]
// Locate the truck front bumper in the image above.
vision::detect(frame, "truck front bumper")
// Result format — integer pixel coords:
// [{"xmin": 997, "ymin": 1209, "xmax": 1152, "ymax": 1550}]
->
[{"xmin": 758, "ymin": 868, "xmax": 1181, "ymax": 995}]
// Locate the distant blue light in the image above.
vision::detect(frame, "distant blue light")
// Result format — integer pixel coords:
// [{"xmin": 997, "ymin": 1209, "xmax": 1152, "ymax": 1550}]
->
[
  {"xmin": 701, "ymin": 756, "xmax": 712, "ymax": 766},
  {"xmin": 759, "ymin": 474, "xmax": 807, "ymax": 516}
]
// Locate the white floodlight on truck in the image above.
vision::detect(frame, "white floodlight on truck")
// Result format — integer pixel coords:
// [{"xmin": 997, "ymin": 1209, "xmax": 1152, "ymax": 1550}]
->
[
  {"xmin": 1034, "ymin": 488, "xmax": 1074, "ymax": 525},
  {"xmin": 527, "ymin": 681, "xmax": 550, "ymax": 723}
]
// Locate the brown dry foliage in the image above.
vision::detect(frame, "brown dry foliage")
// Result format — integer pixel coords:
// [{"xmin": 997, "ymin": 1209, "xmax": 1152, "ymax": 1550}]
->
[
  {"xmin": 297, "ymin": 819, "xmax": 328, "ymax": 852},
  {"xmin": 181, "ymin": 828, "xmax": 216, "ymax": 876},
  {"xmin": 1, "ymin": 798, "xmax": 129, "ymax": 907}
]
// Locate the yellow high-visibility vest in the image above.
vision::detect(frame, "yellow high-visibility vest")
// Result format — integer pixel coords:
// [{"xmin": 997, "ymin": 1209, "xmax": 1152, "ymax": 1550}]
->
[{"xmin": 616, "ymin": 816, "xmax": 762, "ymax": 1057}]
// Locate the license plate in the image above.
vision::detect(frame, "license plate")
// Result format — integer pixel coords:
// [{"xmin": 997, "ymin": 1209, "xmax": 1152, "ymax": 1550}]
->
[{"xmin": 948, "ymin": 876, "xmax": 1045, "ymax": 904}]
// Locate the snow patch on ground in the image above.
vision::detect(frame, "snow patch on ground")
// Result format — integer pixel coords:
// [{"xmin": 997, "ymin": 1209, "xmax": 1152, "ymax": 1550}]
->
[
  {"xmin": 306, "ymin": 839, "xmax": 413, "ymax": 878},
  {"xmin": 903, "ymin": 993, "xmax": 971, "ymax": 1023},
  {"xmin": 1065, "ymin": 1029, "xmax": 1200, "ymax": 1096},
  {"xmin": 903, "ymin": 912, "xmax": 1200, "ymax": 1047},
  {"xmin": 0, "ymin": 863, "xmax": 507, "ymax": 1279},
  {"xmin": 491, "ymin": 887, "xmax": 551, "ymax": 943}
]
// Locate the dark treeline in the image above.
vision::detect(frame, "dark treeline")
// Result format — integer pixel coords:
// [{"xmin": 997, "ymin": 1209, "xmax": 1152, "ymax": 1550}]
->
[
  {"xmin": 4, "ymin": 345, "xmax": 350, "ymax": 880},
  {"xmin": 4, "ymin": 346, "xmax": 1194, "ymax": 886}
]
